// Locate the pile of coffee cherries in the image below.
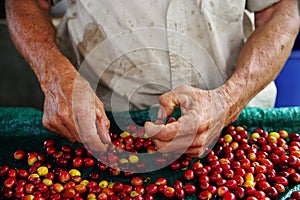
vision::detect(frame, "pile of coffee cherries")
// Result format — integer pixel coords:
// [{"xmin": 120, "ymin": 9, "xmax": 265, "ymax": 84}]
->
[{"xmin": 0, "ymin": 125, "xmax": 299, "ymax": 200}]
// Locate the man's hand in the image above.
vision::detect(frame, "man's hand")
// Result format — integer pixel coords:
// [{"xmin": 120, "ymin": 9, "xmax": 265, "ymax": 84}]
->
[
  {"xmin": 145, "ymin": 0, "xmax": 299, "ymax": 158},
  {"xmin": 42, "ymin": 73, "xmax": 111, "ymax": 153},
  {"xmin": 5, "ymin": 0, "xmax": 111, "ymax": 153},
  {"xmin": 145, "ymin": 85, "xmax": 233, "ymax": 158}
]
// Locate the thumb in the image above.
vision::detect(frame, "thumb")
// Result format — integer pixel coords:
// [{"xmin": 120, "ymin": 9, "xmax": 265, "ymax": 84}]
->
[{"xmin": 144, "ymin": 121, "xmax": 164, "ymax": 137}]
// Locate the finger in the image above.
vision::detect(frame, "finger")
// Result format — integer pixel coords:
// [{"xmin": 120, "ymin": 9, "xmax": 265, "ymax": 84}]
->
[
  {"xmin": 42, "ymin": 99, "xmax": 78, "ymax": 142},
  {"xmin": 95, "ymin": 99, "xmax": 111, "ymax": 144},
  {"xmin": 145, "ymin": 121, "xmax": 180, "ymax": 141},
  {"xmin": 75, "ymin": 109, "xmax": 106, "ymax": 153},
  {"xmin": 158, "ymin": 92, "xmax": 191, "ymax": 118},
  {"xmin": 185, "ymin": 131, "xmax": 221, "ymax": 157},
  {"xmin": 185, "ymin": 144, "xmax": 215, "ymax": 158},
  {"xmin": 42, "ymin": 115, "xmax": 63, "ymax": 137},
  {"xmin": 146, "ymin": 112, "xmax": 200, "ymax": 141},
  {"xmin": 59, "ymin": 123, "xmax": 79, "ymax": 143},
  {"xmin": 187, "ymin": 127, "xmax": 210, "ymax": 148},
  {"xmin": 184, "ymin": 147, "xmax": 204, "ymax": 157},
  {"xmin": 95, "ymin": 111, "xmax": 111, "ymax": 144},
  {"xmin": 152, "ymin": 133, "xmax": 194, "ymax": 153},
  {"xmin": 44, "ymin": 122, "xmax": 71, "ymax": 140},
  {"xmin": 185, "ymin": 152, "xmax": 203, "ymax": 158},
  {"xmin": 158, "ymin": 91, "xmax": 180, "ymax": 119},
  {"xmin": 42, "ymin": 114, "xmax": 78, "ymax": 142},
  {"xmin": 59, "ymin": 113, "xmax": 82, "ymax": 142},
  {"xmin": 177, "ymin": 132, "xmax": 210, "ymax": 157},
  {"xmin": 96, "ymin": 116, "xmax": 111, "ymax": 144}
]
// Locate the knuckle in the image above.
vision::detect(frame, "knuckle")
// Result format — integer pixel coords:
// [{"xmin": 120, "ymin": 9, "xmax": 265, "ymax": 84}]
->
[
  {"xmin": 42, "ymin": 114, "xmax": 56, "ymax": 130},
  {"xmin": 42, "ymin": 118, "xmax": 52, "ymax": 130},
  {"xmin": 104, "ymin": 119, "xmax": 110, "ymax": 128},
  {"xmin": 192, "ymin": 140, "xmax": 203, "ymax": 148},
  {"xmin": 159, "ymin": 94, "xmax": 168, "ymax": 104},
  {"xmin": 100, "ymin": 116, "xmax": 110, "ymax": 127},
  {"xmin": 155, "ymin": 130, "xmax": 171, "ymax": 141},
  {"xmin": 56, "ymin": 107, "xmax": 70, "ymax": 120}
]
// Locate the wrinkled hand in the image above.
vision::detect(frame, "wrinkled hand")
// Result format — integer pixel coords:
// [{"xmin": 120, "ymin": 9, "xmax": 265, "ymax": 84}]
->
[
  {"xmin": 145, "ymin": 85, "xmax": 233, "ymax": 158},
  {"xmin": 42, "ymin": 74, "xmax": 111, "ymax": 153}
]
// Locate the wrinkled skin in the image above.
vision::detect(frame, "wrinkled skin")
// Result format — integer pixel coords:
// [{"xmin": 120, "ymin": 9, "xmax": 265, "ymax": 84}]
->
[
  {"xmin": 42, "ymin": 70, "xmax": 111, "ymax": 152},
  {"xmin": 5, "ymin": 0, "xmax": 112, "ymax": 153},
  {"xmin": 145, "ymin": 0, "xmax": 299, "ymax": 157},
  {"xmin": 145, "ymin": 85, "xmax": 230, "ymax": 158},
  {"xmin": 5, "ymin": 0, "xmax": 299, "ymax": 157}
]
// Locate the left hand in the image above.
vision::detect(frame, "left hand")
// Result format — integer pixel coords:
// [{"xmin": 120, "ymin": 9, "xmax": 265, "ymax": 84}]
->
[{"xmin": 144, "ymin": 85, "xmax": 234, "ymax": 158}]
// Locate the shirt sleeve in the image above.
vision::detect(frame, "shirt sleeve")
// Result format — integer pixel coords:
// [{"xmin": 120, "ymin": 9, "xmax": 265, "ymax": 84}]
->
[{"xmin": 246, "ymin": 0, "xmax": 280, "ymax": 12}]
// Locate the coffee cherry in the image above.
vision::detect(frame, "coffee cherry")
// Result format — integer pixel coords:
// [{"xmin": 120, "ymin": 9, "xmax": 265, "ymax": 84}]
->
[
  {"xmin": 3, "ymin": 125, "xmax": 300, "ymax": 199},
  {"xmin": 217, "ymin": 186, "xmax": 229, "ymax": 197},
  {"xmin": 163, "ymin": 186, "xmax": 175, "ymax": 198},
  {"xmin": 14, "ymin": 149, "xmax": 26, "ymax": 160},
  {"xmin": 290, "ymin": 191, "xmax": 300, "ymax": 199},
  {"xmin": 131, "ymin": 177, "xmax": 144, "ymax": 186},
  {"xmin": 145, "ymin": 184, "xmax": 158, "ymax": 195},
  {"xmin": 170, "ymin": 160, "xmax": 181, "ymax": 170},
  {"xmin": 234, "ymin": 187, "xmax": 245, "ymax": 199},
  {"xmin": 112, "ymin": 182, "xmax": 124, "ymax": 193},
  {"xmin": 265, "ymin": 186, "xmax": 278, "ymax": 199},
  {"xmin": 184, "ymin": 184, "xmax": 196, "ymax": 195},
  {"xmin": 183, "ymin": 169, "xmax": 194, "ymax": 181},
  {"xmin": 175, "ymin": 187, "xmax": 185, "ymax": 199},
  {"xmin": 198, "ymin": 191, "xmax": 212, "ymax": 200},
  {"xmin": 290, "ymin": 172, "xmax": 300, "ymax": 183},
  {"xmin": 274, "ymin": 183, "xmax": 285, "ymax": 194},
  {"xmin": 225, "ymin": 180, "xmax": 238, "ymax": 190},
  {"xmin": 173, "ymin": 180, "xmax": 183, "ymax": 190},
  {"xmin": 223, "ymin": 192, "xmax": 236, "ymax": 200},
  {"xmin": 83, "ymin": 157, "xmax": 95, "ymax": 167}
]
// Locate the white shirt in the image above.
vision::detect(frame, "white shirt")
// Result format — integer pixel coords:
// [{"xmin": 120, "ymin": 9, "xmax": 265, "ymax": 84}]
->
[{"xmin": 54, "ymin": 0, "xmax": 279, "ymax": 111}]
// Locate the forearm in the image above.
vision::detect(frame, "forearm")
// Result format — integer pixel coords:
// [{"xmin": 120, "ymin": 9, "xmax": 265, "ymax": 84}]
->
[
  {"xmin": 223, "ymin": 0, "xmax": 299, "ymax": 124},
  {"xmin": 5, "ymin": 0, "xmax": 77, "ymax": 92}
]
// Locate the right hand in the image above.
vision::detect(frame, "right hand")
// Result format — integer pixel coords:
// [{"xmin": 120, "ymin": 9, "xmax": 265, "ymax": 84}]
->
[{"xmin": 42, "ymin": 72, "xmax": 111, "ymax": 153}]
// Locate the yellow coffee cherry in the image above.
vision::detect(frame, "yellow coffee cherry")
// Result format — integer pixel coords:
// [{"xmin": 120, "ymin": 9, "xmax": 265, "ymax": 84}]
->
[
  {"xmin": 69, "ymin": 169, "xmax": 81, "ymax": 177},
  {"xmin": 120, "ymin": 131, "xmax": 131, "ymax": 138},
  {"xmin": 244, "ymin": 180, "xmax": 255, "ymax": 187},
  {"xmin": 223, "ymin": 134, "xmax": 233, "ymax": 143},
  {"xmin": 129, "ymin": 155, "xmax": 139, "ymax": 164},
  {"xmin": 80, "ymin": 180, "xmax": 89, "ymax": 186},
  {"xmin": 250, "ymin": 132, "xmax": 260, "ymax": 139},
  {"xmin": 42, "ymin": 178, "xmax": 53, "ymax": 186},
  {"xmin": 37, "ymin": 166, "xmax": 48, "ymax": 176},
  {"xmin": 269, "ymin": 131, "xmax": 280, "ymax": 139},
  {"xmin": 99, "ymin": 180, "xmax": 109, "ymax": 189}
]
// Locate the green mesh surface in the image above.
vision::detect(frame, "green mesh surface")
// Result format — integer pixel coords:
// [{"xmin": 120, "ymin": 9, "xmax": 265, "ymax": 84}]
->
[{"xmin": 0, "ymin": 107, "xmax": 300, "ymax": 199}]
